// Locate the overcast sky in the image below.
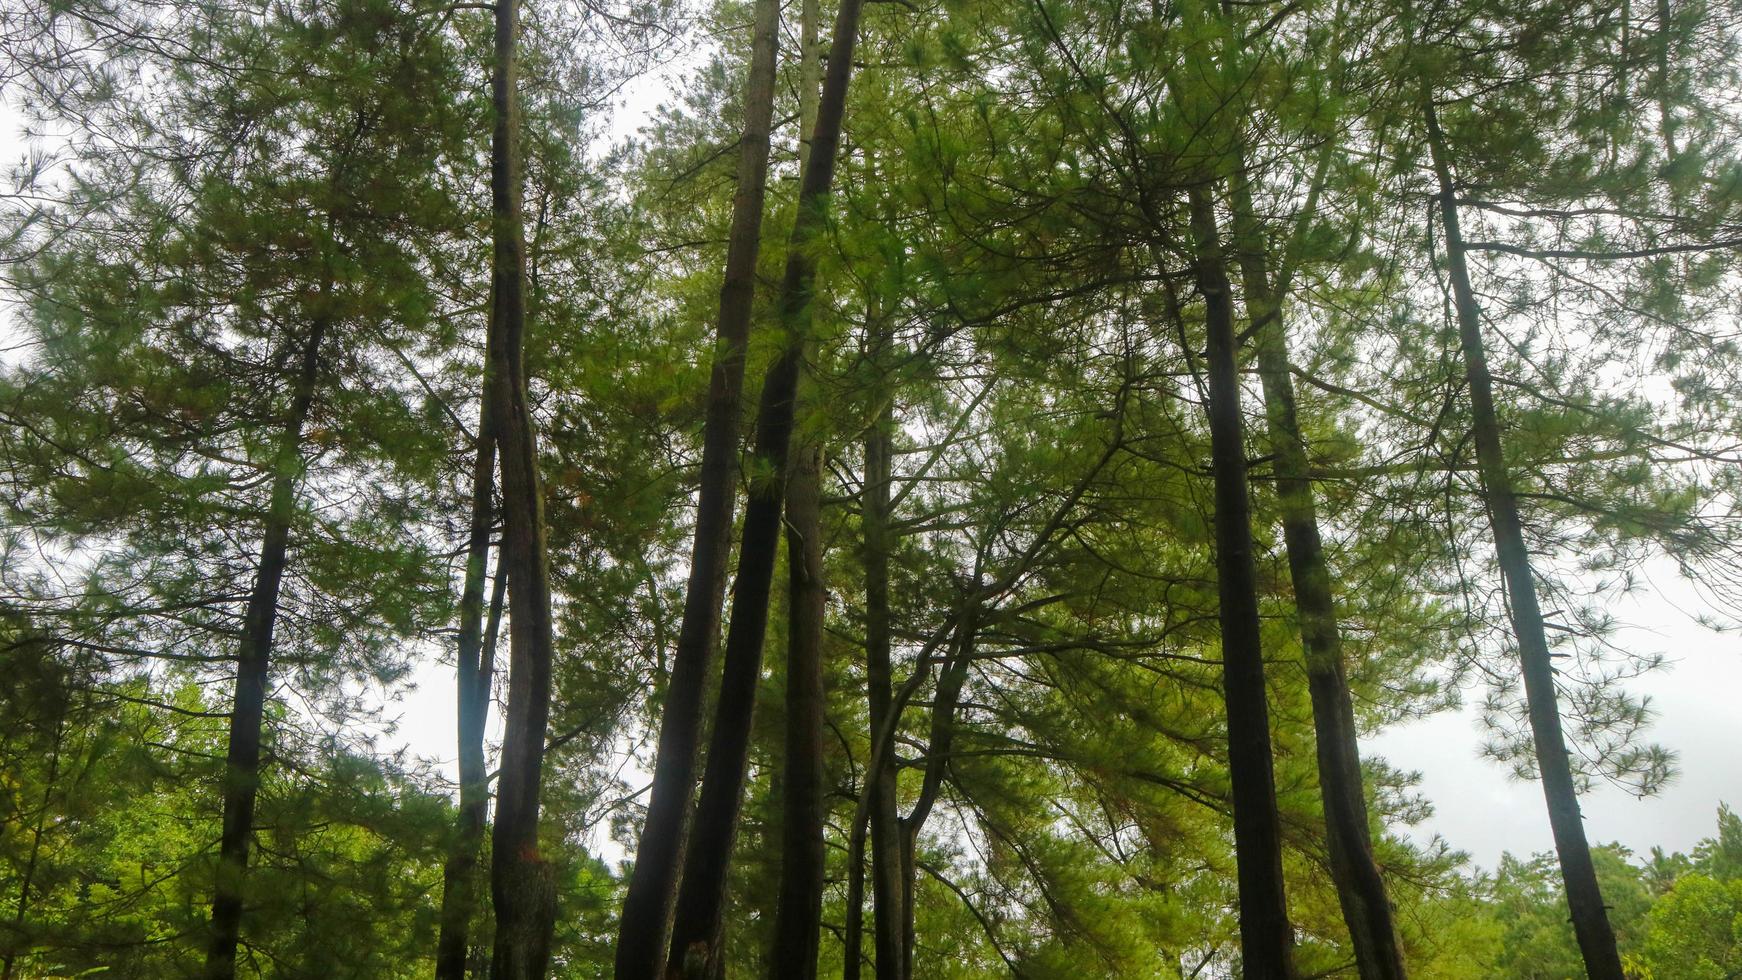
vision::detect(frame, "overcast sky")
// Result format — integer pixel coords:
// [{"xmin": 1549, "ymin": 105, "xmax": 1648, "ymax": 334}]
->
[{"xmin": 1372, "ymin": 560, "xmax": 1742, "ymax": 869}]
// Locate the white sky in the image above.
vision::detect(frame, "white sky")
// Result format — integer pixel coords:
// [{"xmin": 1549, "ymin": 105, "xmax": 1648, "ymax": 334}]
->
[{"xmin": 1373, "ymin": 558, "xmax": 1742, "ymax": 867}]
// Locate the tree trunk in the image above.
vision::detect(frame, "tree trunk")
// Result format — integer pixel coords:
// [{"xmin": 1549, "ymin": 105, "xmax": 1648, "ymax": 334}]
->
[
  {"xmin": 842, "ymin": 806, "xmax": 871, "ymax": 980},
  {"xmin": 896, "ymin": 606, "xmax": 974, "ymax": 980},
  {"xmin": 1423, "ymin": 100, "xmax": 1626, "ymax": 980},
  {"xmin": 865, "ymin": 488, "xmax": 905, "ymax": 980},
  {"xmin": 1226, "ymin": 167, "xmax": 1407, "ymax": 980},
  {"xmin": 3, "ymin": 701, "xmax": 66, "ymax": 980},
  {"xmin": 486, "ymin": 0, "xmax": 560, "ymax": 974},
  {"xmin": 860, "ymin": 313, "xmax": 906, "ymax": 980},
  {"xmin": 662, "ymin": 0, "xmax": 868, "ymax": 973},
  {"xmin": 204, "ymin": 310, "xmax": 330, "ymax": 980},
  {"xmin": 766, "ymin": 13, "xmax": 828, "ymax": 971},
  {"xmin": 435, "ymin": 344, "xmax": 500, "ymax": 980},
  {"xmin": 614, "ymin": 0, "xmax": 780, "ymax": 970},
  {"xmin": 1186, "ymin": 184, "xmax": 1297, "ymax": 980},
  {"xmin": 767, "ymin": 436, "xmax": 827, "ymax": 979},
  {"xmin": 795, "ymin": 0, "xmax": 820, "ymax": 180}
]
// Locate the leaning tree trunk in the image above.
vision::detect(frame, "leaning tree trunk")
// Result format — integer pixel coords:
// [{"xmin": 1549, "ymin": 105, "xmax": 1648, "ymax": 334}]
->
[
  {"xmin": 662, "ymin": 0, "xmax": 868, "ymax": 974},
  {"xmin": 434, "ymin": 334, "xmax": 500, "ymax": 980},
  {"xmin": 765, "ymin": 8, "xmax": 828, "ymax": 972},
  {"xmin": 1423, "ymin": 100, "xmax": 1625, "ymax": 980},
  {"xmin": 895, "ymin": 607, "xmax": 975, "ymax": 980},
  {"xmin": 1227, "ymin": 167, "xmax": 1408, "ymax": 980},
  {"xmin": 1186, "ymin": 184, "xmax": 1298, "ymax": 980},
  {"xmin": 486, "ymin": 0, "xmax": 560, "ymax": 974},
  {"xmin": 766, "ymin": 434, "xmax": 828, "ymax": 979},
  {"xmin": 204, "ymin": 309, "xmax": 331, "ymax": 980},
  {"xmin": 613, "ymin": 0, "xmax": 781, "ymax": 971}
]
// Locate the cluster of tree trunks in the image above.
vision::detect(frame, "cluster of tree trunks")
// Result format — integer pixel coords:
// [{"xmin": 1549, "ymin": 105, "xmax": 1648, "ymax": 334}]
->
[
  {"xmin": 185, "ymin": 4, "xmax": 1638, "ymax": 980},
  {"xmin": 611, "ymin": 0, "xmax": 781, "ymax": 967}
]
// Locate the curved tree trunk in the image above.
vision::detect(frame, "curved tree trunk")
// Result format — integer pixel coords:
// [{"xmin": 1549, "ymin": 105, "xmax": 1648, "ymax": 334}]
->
[
  {"xmin": 486, "ymin": 0, "xmax": 560, "ymax": 974},
  {"xmin": 613, "ymin": 0, "xmax": 781, "ymax": 970},
  {"xmin": 435, "ymin": 314, "xmax": 502, "ymax": 980},
  {"xmin": 662, "ymin": 1, "xmax": 868, "ymax": 973},
  {"xmin": 1423, "ymin": 100, "xmax": 1625, "ymax": 980},
  {"xmin": 1186, "ymin": 183, "xmax": 1298, "ymax": 980},
  {"xmin": 1226, "ymin": 166, "xmax": 1408, "ymax": 980},
  {"xmin": 895, "ymin": 608, "xmax": 975, "ymax": 980},
  {"xmin": 204, "ymin": 308, "xmax": 330, "ymax": 980}
]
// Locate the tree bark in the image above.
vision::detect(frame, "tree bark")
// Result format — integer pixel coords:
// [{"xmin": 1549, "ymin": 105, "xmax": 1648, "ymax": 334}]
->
[
  {"xmin": 1423, "ymin": 100, "xmax": 1626, "ymax": 980},
  {"xmin": 435, "ymin": 342, "xmax": 500, "ymax": 980},
  {"xmin": 860, "ymin": 310, "xmax": 906, "ymax": 980},
  {"xmin": 3, "ymin": 700, "xmax": 66, "ymax": 980},
  {"xmin": 896, "ymin": 607, "xmax": 974, "ymax": 980},
  {"xmin": 614, "ymin": 0, "xmax": 780, "ymax": 970},
  {"xmin": 865, "ymin": 470, "xmax": 905, "ymax": 980},
  {"xmin": 486, "ymin": 0, "xmax": 560, "ymax": 974},
  {"xmin": 766, "ymin": 9, "xmax": 828, "ymax": 972},
  {"xmin": 204, "ymin": 309, "xmax": 330, "ymax": 980},
  {"xmin": 1226, "ymin": 167, "xmax": 1407, "ymax": 980},
  {"xmin": 1186, "ymin": 183, "xmax": 1298, "ymax": 980},
  {"xmin": 767, "ymin": 436, "xmax": 827, "ymax": 979},
  {"xmin": 662, "ymin": 0, "xmax": 868, "ymax": 973}
]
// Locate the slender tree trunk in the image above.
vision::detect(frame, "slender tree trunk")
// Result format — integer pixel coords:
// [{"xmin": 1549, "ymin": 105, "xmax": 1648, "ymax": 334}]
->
[
  {"xmin": 1186, "ymin": 183, "xmax": 1297, "ymax": 980},
  {"xmin": 204, "ymin": 310, "xmax": 330, "ymax": 980},
  {"xmin": 663, "ymin": 0, "xmax": 868, "ymax": 972},
  {"xmin": 435, "ymin": 344, "xmax": 500, "ymax": 980},
  {"xmin": 614, "ymin": 0, "xmax": 780, "ymax": 970},
  {"xmin": 895, "ymin": 607, "xmax": 974, "ymax": 980},
  {"xmin": 1423, "ymin": 101, "xmax": 1626, "ymax": 980},
  {"xmin": 1226, "ymin": 168, "xmax": 1407, "ymax": 980},
  {"xmin": 1656, "ymin": 0, "xmax": 1683, "ymax": 162},
  {"xmin": 767, "ymin": 435, "xmax": 827, "ymax": 979},
  {"xmin": 865, "ymin": 500, "xmax": 905, "ymax": 980},
  {"xmin": 766, "ymin": 11, "xmax": 828, "ymax": 971},
  {"xmin": 860, "ymin": 312, "xmax": 906, "ymax": 980},
  {"xmin": 795, "ymin": 0, "xmax": 820, "ymax": 179},
  {"xmin": 842, "ymin": 806, "xmax": 871, "ymax": 980},
  {"xmin": 3, "ymin": 704, "xmax": 65, "ymax": 980},
  {"xmin": 486, "ymin": 0, "xmax": 559, "ymax": 974}
]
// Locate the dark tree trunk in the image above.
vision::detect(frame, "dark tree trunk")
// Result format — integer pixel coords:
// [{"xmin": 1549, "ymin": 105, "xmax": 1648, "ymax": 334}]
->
[
  {"xmin": 767, "ymin": 437, "xmax": 827, "ymax": 979},
  {"xmin": 661, "ymin": 347, "xmax": 796, "ymax": 977},
  {"xmin": 842, "ymin": 807, "xmax": 871, "ymax": 980},
  {"xmin": 435, "ymin": 345, "xmax": 500, "ymax": 980},
  {"xmin": 4, "ymin": 702, "xmax": 66, "ymax": 980},
  {"xmin": 1423, "ymin": 101, "xmax": 1626, "ymax": 980},
  {"xmin": 1186, "ymin": 184, "xmax": 1298, "ymax": 980},
  {"xmin": 614, "ymin": 0, "xmax": 780, "ymax": 970},
  {"xmin": 767, "ymin": 32, "xmax": 829, "ymax": 961},
  {"xmin": 1227, "ymin": 168, "xmax": 1407, "ymax": 980},
  {"xmin": 895, "ymin": 607, "xmax": 974, "ymax": 980},
  {"xmin": 865, "ymin": 473, "xmax": 906, "ymax": 980},
  {"xmin": 662, "ymin": 0, "xmax": 867, "ymax": 973},
  {"xmin": 204, "ymin": 311, "xmax": 330, "ymax": 980},
  {"xmin": 860, "ymin": 315, "xmax": 906, "ymax": 980},
  {"xmin": 486, "ymin": 0, "xmax": 560, "ymax": 974}
]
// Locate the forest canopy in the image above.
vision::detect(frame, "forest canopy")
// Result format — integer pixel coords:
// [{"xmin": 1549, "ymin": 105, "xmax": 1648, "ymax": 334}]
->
[{"xmin": 1, "ymin": 0, "xmax": 1740, "ymax": 977}]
